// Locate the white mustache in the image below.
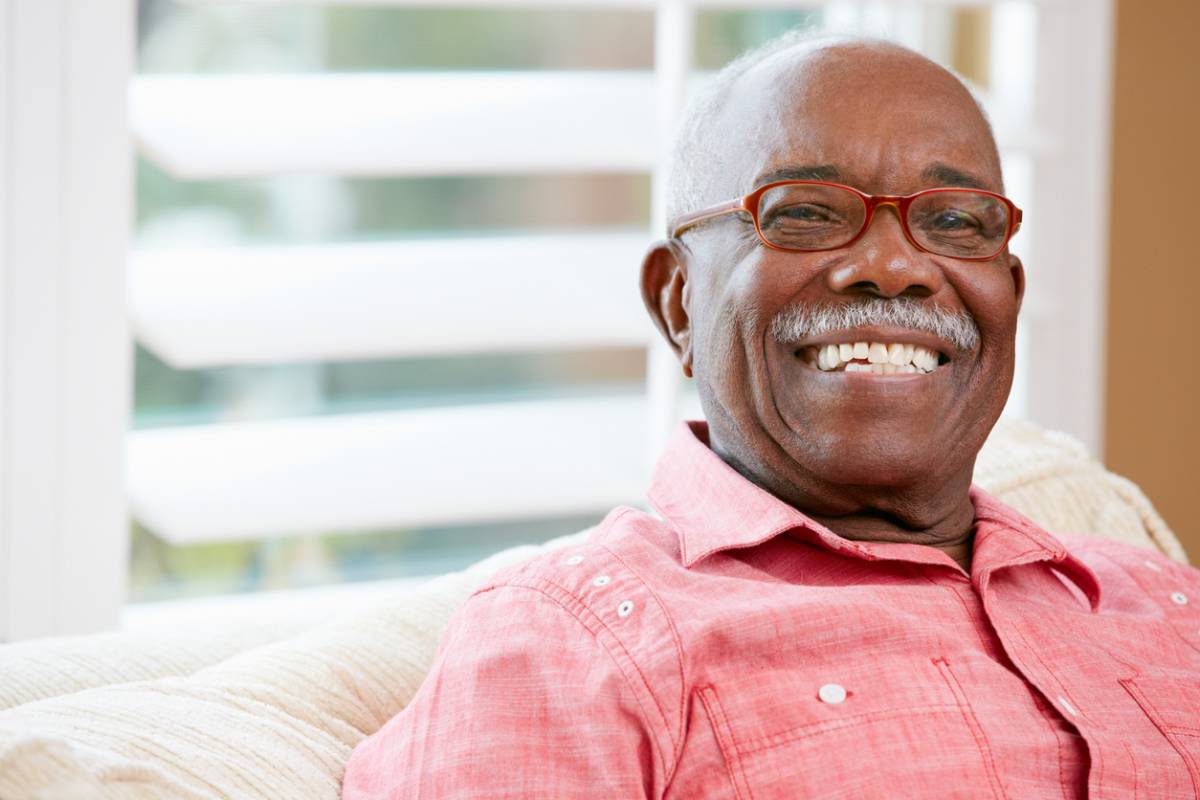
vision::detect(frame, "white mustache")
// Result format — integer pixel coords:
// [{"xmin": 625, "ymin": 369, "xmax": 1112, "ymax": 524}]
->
[{"xmin": 770, "ymin": 297, "xmax": 980, "ymax": 352}]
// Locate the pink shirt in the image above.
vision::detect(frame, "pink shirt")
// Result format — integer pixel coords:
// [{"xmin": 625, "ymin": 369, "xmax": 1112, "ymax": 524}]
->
[{"xmin": 343, "ymin": 421, "xmax": 1200, "ymax": 799}]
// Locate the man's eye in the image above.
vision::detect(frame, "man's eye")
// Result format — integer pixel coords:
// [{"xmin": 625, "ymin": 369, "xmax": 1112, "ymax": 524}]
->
[
  {"xmin": 928, "ymin": 210, "xmax": 982, "ymax": 233},
  {"xmin": 769, "ymin": 204, "xmax": 838, "ymax": 225}
]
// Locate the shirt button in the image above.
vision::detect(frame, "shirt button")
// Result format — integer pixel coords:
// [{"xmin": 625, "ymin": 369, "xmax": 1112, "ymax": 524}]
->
[
  {"xmin": 565, "ymin": 555, "xmax": 584, "ymax": 566},
  {"xmin": 1171, "ymin": 591, "xmax": 1188, "ymax": 605},
  {"xmin": 1058, "ymin": 696, "xmax": 1079, "ymax": 717},
  {"xmin": 617, "ymin": 600, "xmax": 635, "ymax": 617},
  {"xmin": 592, "ymin": 575, "xmax": 611, "ymax": 587},
  {"xmin": 818, "ymin": 683, "xmax": 847, "ymax": 704}
]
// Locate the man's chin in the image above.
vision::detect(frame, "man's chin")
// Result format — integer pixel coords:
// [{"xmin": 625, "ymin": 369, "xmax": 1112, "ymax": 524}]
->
[{"xmin": 771, "ymin": 422, "xmax": 959, "ymax": 491}]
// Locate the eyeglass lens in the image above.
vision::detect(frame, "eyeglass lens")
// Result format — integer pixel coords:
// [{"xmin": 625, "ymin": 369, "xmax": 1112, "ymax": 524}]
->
[{"xmin": 756, "ymin": 184, "xmax": 1011, "ymax": 258}]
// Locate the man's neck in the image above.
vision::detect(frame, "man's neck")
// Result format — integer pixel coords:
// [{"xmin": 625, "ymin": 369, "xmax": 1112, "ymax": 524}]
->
[
  {"xmin": 710, "ymin": 435, "xmax": 980, "ymax": 574},
  {"xmin": 804, "ymin": 501, "xmax": 977, "ymax": 574}
]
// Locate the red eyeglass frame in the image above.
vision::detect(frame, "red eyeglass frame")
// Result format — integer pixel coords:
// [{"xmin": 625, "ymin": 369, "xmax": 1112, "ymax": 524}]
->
[{"xmin": 669, "ymin": 180, "xmax": 1023, "ymax": 262}]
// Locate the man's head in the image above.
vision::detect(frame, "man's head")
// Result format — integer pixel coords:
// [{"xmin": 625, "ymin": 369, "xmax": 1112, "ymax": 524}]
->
[{"xmin": 641, "ymin": 33, "xmax": 1024, "ymax": 519}]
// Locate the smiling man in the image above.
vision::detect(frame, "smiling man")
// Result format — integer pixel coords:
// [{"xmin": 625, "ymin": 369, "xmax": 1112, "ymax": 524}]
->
[{"xmin": 343, "ymin": 34, "xmax": 1200, "ymax": 799}]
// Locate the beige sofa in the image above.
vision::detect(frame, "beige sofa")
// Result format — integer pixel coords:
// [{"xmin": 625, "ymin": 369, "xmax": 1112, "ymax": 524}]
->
[{"xmin": 0, "ymin": 418, "xmax": 1186, "ymax": 800}]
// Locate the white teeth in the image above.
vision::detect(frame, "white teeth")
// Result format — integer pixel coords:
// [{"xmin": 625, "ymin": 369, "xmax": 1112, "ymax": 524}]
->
[
  {"xmin": 807, "ymin": 339, "xmax": 943, "ymax": 374},
  {"xmin": 823, "ymin": 344, "xmax": 839, "ymax": 370},
  {"xmin": 913, "ymin": 346, "xmax": 938, "ymax": 371},
  {"xmin": 817, "ymin": 344, "xmax": 839, "ymax": 371}
]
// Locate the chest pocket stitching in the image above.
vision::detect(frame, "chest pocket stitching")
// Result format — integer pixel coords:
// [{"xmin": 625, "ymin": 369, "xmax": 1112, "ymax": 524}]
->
[
  {"xmin": 1119, "ymin": 676, "xmax": 1200, "ymax": 795},
  {"xmin": 697, "ymin": 685, "xmax": 756, "ymax": 800},
  {"xmin": 697, "ymin": 672, "xmax": 1006, "ymax": 797},
  {"xmin": 933, "ymin": 657, "xmax": 1008, "ymax": 800},
  {"xmin": 1121, "ymin": 741, "xmax": 1139, "ymax": 800},
  {"xmin": 735, "ymin": 704, "xmax": 965, "ymax": 756}
]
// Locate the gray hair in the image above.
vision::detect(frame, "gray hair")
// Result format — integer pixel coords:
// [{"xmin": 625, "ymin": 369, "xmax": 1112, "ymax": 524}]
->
[
  {"xmin": 770, "ymin": 297, "xmax": 980, "ymax": 352},
  {"xmin": 665, "ymin": 29, "xmax": 994, "ymax": 235}
]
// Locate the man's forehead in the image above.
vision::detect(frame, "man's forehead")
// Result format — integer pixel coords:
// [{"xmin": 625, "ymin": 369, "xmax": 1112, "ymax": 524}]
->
[{"xmin": 707, "ymin": 40, "xmax": 1002, "ymax": 196}]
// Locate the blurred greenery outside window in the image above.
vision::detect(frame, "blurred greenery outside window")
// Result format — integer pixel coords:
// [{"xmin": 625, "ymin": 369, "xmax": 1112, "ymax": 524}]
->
[{"xmin": 130, "ymin": 1, "xmax": 868, "ymax": 602}]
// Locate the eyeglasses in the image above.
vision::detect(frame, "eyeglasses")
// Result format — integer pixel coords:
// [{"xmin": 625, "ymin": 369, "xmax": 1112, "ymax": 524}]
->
[{"xmin": 669, "ymin": 180, "xmax": 1023, "ymax": 261}]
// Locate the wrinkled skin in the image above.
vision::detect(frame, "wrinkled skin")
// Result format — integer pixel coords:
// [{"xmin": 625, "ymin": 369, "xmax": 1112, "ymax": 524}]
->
[{"xmin": 640, "ymin": 42, "xmax": 1024, "ymax": 573}]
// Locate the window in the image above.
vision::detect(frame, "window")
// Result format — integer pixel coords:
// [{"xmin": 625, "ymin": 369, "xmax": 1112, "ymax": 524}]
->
[{"xmin": 0, "ymin": 0, "xmax": 1116, "ymax": 639}]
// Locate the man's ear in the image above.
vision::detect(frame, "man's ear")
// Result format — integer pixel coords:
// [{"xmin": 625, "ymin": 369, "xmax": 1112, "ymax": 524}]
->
[
  {"xmin": 1008, "ymin": 253, "xmax": 1026, "ymax": 313},
  {"xmin": 640, "ymin": 240, "xmax": 694, "ymax": 378}
]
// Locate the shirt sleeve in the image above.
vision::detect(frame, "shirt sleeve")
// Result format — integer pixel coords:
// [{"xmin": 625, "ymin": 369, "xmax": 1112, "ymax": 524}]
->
[{"xmin": 341, "ymin": 582, "xmax": 659, "ymax": 800}]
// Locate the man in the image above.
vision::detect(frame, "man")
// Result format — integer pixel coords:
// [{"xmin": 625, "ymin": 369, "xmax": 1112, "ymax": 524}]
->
[{"xmin": 343, "ymin": 33, "xmax": 1200, "ymax": 799}]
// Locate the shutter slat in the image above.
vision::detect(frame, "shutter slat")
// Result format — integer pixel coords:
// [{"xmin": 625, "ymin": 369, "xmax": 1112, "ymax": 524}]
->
[
  {"xmin": 132, "ymin": 72, "xmax": 657, "ymax": 178},
  {"xmin": 131, "ymin": 233, "xmax": 653, "ymax": 367},
  {"xmin": 127, "ymin": 397, "xmax": 648, "ymax": 543}
]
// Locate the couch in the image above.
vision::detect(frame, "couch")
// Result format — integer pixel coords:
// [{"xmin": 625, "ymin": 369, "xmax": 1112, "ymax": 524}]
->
[{"xmin": 0, "ymin": 418, "xmax": 1186, "ymax": 799}]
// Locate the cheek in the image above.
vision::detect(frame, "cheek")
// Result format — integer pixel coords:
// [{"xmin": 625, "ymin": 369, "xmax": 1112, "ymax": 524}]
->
[
  {"xmin": 949, "ymin": 268, "xmax": 1021, "ymax": 407},
  {"xmin": 950, "ymin": 263, "xmax": 1021, "ymax": 345},
  {"xmin": 690, "ymin": 248, "xmax": 772, "ymax": 382}
]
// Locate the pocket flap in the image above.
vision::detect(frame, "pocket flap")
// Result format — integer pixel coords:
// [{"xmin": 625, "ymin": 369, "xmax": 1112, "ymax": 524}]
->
[{"xmin": 1122, "ymin": 668, "xmax": 1200, "ymax": 735}]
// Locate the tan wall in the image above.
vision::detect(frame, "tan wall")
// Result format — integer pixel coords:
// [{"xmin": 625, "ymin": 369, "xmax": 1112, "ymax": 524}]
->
[{"xmin": 1106, "ymin": 0, "xmax": 1200, "ymax": 560}]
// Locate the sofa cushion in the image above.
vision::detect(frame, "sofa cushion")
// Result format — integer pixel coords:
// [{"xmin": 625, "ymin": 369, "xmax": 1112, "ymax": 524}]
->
[{"xmin": 0, "ymin": 540, "xmax": 569, "ymax": 800}]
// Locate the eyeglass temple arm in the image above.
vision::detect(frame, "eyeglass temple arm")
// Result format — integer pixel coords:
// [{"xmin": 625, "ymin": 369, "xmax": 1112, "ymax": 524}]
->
[{"xmin": 669, "ymin": 199, "xmax": 748, "ymax": 238}]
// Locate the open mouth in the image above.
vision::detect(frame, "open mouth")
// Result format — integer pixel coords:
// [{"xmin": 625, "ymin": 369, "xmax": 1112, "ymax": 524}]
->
[{"xmin": 796, "ymin": 341, "xmax": 949, "ymax": 375}]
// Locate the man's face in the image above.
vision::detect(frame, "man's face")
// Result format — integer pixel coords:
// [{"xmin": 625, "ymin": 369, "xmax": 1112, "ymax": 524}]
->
[{"xmin": 646, "ymin": 44, "xmax": 1024, "ymax": 507}]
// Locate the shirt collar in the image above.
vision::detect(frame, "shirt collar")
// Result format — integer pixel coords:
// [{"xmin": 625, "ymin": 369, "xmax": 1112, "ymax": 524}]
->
[
  {"xmin": 969, "ymin": 486, "xmax": 1102, "ymax": 610},
  {"xmin": 646, "ymin": 421, "xmax": 1101, "ymax": 611},
  {"xmin": 646, "ymin": 420, "xmax": 859, "ymax": 567}
]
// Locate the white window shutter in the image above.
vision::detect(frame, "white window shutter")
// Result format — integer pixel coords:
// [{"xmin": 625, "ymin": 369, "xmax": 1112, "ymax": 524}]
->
[{"xmin": 0, "ymin": 0, "xmax": 133, "ymax": 640}]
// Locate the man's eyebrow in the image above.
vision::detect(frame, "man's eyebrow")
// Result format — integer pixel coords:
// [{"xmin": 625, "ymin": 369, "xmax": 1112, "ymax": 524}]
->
[
  {"xmin": 751, "ymin": 163, "xmax": 994, "ymax": 191},
  {"xmin": 921, "ymin": 163, "xmax": 990, "ymax": 190},
  {"xmin": 752, "ymin": 165, "xmax": 842, "ymax": 186}
]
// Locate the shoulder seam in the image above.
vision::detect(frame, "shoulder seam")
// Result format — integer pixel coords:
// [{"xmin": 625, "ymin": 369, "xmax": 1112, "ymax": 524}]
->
[
  {"xmin": 475, "ymin": 577, "xmax": 679, "ymax": 783},
  {"xmin": 472, "ymin": 507, "xmax": 641, "ymax": 595},
  {"xmin": 597, "ymin": 541, "xmax": 688, "ymax": 779}
]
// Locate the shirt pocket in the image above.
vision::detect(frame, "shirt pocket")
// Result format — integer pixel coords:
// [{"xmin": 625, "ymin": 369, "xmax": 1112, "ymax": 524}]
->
[
  {"xmin": 1120, "ymin": 668, "xmax": 1200, "ymax": 797},
  {"xmin": 696, "ymin": 656, "xmax": 1004, "ymax": 800}
]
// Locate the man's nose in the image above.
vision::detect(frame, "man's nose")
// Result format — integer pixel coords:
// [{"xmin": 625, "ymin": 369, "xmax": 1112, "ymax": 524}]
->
[{"xmin": 824, "ymin": 206, "xmax": 945, "ymax": 299}]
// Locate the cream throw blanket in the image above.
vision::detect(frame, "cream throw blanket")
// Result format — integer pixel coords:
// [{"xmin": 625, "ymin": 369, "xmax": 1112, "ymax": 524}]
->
[{"xmin": 0, "ymin": 419, "xmax": 1185, "ymax": 799}]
